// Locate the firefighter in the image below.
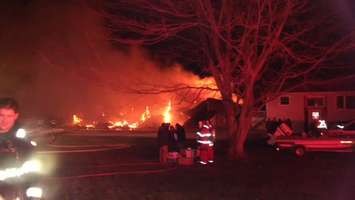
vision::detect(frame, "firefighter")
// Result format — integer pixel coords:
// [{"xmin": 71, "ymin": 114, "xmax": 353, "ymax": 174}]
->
[
  {"xmin": 0, "ymin": 97, "xmax": 35, "ymax": 156},
  {"xmin": 196, "ymin": 120, "xmax": 215, "ymax": 165},
  {"xmin": 0, "ymin": 97, "xmax": 38, "ymax": 199}
]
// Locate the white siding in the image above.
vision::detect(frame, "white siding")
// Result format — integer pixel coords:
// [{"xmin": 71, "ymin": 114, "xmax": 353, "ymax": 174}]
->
[
  {"xmin": 266, "ymin": 93, "xmax": 304, "ymax": 121},
  {"xmin": 326, "ymin": 91, "xmax": 355, "ymax": 122},
  {"xmin": 266, "ymin": 91, "xmax": 355, "ymax": 132}
]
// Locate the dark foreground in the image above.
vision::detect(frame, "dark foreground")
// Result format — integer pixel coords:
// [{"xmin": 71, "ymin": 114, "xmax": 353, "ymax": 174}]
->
[{"xmin": 35, "ymin": 133, "xmax": 355, "ymax": 200}]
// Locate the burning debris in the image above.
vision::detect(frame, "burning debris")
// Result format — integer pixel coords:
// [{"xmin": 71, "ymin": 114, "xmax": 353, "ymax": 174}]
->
[
  {"xmin": 140, "ymin": 106, "xmax": 151, "ymax": 122},
  {"xmin": 72, "ymin": 114, "xmax": 83, "ymax": 126},
  {"xmin": 71, "ymin": 101, "xmax": 178, "ymax": 131}
]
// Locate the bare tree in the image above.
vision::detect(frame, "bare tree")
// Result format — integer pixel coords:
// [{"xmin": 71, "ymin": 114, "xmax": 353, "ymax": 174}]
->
[{"xmin": 102, "ymin": 0, "xmax": 355, "ymax": 159}]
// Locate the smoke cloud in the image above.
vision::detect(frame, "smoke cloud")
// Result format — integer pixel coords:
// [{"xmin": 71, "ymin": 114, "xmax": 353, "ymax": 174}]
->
[{"xmin": 0, "ymin": 1, "xmax": 217, "ymax": 125}]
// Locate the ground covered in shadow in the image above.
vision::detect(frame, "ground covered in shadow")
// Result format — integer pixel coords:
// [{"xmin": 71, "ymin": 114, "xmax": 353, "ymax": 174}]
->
[{"xmin": 39, "ymin": 133, "xmax": 355, "ymax": 200}]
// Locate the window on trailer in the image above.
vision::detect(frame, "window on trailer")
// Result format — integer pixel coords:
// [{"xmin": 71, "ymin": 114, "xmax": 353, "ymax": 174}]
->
[
  {"xmin": 336, "ymin": 96, "xmax": 344, "ymax": 109},
  {"xmin": 307, "ymin": 97, "xmax": 324, "ymax": 107},
  {"xmin": 345, "ymin": 96, "xmax": 355, "ymax": 109},
  {"xmin": 280, "ymin": 96, "xmax": 289, "ymax": 105}
]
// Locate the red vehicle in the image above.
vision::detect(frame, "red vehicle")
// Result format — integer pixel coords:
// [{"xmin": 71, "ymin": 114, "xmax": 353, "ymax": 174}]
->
[
  {"xmin": 275, "ymin": 136, "xmax": 355, "ymax": 157},
  {"xmin": 271, "ymin": 120, "xmax": 355, "ymax": 157}
]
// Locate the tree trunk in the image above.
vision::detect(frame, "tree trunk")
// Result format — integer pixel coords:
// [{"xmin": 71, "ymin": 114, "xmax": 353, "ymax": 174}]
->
[
  {"xmin": 222, "ymin": 99, "xmax": 237, "ymax": 138},
  {"xmin": 228, "ymin": 106, "xmax": 252, "ymax": 159},
  {"xmin": 229, "ymin": 90, "xmax": 254, "ymax": 159},
  {"xmin": 222, "ymin": 99, "xmax": 238, "ymax": 158},
  {"xmin": 235, "ymin": 108, "xmax": 252, "ymax": 159}
]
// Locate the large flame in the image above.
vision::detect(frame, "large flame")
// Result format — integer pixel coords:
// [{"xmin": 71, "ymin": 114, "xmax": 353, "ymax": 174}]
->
[
  {"xmin": 163, "ymin": 100, "xmax": 172, "ymax": 123},
  {"xmin": 193, "ymin": 77, "xmax": 221, "ymax": 100}
]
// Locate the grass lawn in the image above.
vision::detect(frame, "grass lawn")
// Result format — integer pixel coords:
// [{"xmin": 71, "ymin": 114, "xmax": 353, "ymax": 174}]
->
[{"xmin": 39, "ymin": 133, "xmax": 355, "ymax": 200}]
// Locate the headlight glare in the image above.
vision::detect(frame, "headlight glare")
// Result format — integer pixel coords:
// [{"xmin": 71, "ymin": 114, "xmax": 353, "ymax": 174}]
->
[
  {"xmin": 22, "ymin": 160, "xmax": 42, "ymax": 173},
  {"xmin": 26, "ymin": 187, "xmax": 43, "ymax": 198}
]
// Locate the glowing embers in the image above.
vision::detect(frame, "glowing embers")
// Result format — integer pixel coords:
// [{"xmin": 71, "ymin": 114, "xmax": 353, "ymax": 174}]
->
[
  {"xmin": 107, "ymin": 120, "xmax": 138, "ymax": 130},
  {"xmin": 85, "ymin": 124, "xmax": 95, "ymax": 129}
]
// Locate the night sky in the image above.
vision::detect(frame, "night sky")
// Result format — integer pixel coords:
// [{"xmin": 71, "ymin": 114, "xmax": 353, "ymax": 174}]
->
[{"xmin": 0, "ymin": 0, "xmax": 355, "ymax": 121}]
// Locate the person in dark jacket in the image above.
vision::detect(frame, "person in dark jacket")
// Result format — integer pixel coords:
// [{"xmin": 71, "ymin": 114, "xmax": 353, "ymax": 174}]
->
[
  {"xmin": 0, "ymin": 98, "xmax": 41, "ymax": 200},
  {"xmin": 157, "ymin": 123, "xmax": 170, "ymax": 164},
  {"xmin": 308, "ymin": 119, "xmax": 321, "ymax": 137},
  {"xmin": 0, "ymin": 97, "xmax": 34, "ymax": 157},
  {"xmin": 175, "ymin": 123, "xmax": 186, "ymax": 152},
  {"xmin": 168, "ymin": 125, "xmax": 179, "ymax": 152}
]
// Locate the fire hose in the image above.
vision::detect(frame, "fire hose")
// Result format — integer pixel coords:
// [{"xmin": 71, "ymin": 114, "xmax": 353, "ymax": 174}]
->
[
  {"xmin": 46, "ymin": 144, "xmax": 130, "ymax": 148},
  {"xmin": 36, "ymin": 144, "xmax": 131, "ymax": 154},
  {"xmin": 48, "ymin": 165, "xmax": 177, "ymax": 180}
]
